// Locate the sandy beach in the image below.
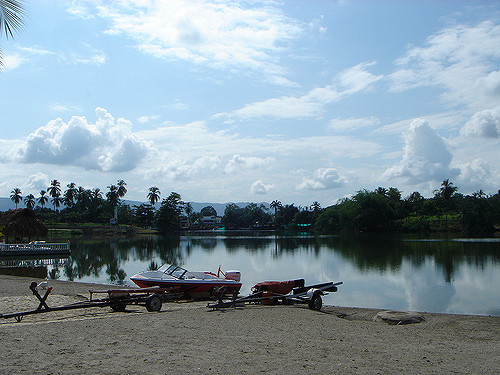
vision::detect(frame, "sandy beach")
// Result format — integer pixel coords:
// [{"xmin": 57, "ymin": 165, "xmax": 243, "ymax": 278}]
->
[{"xmin": 0, "ymin": 275, "xmax": 499, "ymax": 374}]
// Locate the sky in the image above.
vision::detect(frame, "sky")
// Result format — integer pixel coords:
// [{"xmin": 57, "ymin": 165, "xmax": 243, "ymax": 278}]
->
[{"xmin": 0, "ymin": 0, "xmax": 499, "ymax": 208}]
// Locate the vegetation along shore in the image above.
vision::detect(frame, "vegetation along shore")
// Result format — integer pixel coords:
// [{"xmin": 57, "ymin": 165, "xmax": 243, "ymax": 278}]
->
[{"xmin": 2, "ymin": 179, "xmax": 499, "ymax": 238}]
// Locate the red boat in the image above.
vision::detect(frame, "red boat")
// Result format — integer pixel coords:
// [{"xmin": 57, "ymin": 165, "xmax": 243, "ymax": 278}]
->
[{"xmin": 130, "ymin": 264, "xmax": 242, "ymax": 299}]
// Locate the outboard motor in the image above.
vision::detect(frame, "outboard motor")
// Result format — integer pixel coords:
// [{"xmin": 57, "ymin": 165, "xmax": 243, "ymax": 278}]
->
[{"xmin": 225, "ymin": 270, "xmax": 241, "ymax": 282}]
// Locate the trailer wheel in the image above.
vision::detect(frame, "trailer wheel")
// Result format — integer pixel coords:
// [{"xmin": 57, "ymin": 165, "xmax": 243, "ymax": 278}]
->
[
  {"xmin": 110, "ymin": 302, "xmax": 127, "ymax": 312},
  {"xmin": 145, "ymin": 295, "xmax": 162, "ymax": 312},
  {"xmin": 308, "ymin": 294, "xmax": 322, "ymax": 311}
]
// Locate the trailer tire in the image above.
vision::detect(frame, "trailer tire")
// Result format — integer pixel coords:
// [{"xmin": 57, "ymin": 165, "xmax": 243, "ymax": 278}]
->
[
  {"xmin": 308, "ymin": 294, "xmax": 322, "ymax": 311},
  {"xmin": 146, "ymin": 295, "xmax": 162, "ymax": 312},
  {"xmin": 110, "ymin": 303, "xmax": 127, "ymax": 312}
]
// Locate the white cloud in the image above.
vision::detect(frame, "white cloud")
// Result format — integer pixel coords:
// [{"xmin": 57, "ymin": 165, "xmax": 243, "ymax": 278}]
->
[
  {"xmin": 2, "ymin": 53, "xmax": 25, "ymax": 70},
  {"xmin": 226, "ymin": 62, "xmax": 382, "ymax": 120},
  {"xmin": 329, "ymin": 116, "xmax": 379, "ymax": 132},
  {"xmin": 88, "ymin": 0, "xmax": 303, "ymax": 84},
  {"xmin": 71, "ymin": 50, "xmax": 107, "ymax": 65},
  {"xmin": 21, "ymin": 173, "xmax": 51, "ymax": 194},
  {"xmin": 298, "ymin": 168, "xmax": 346, "ymax": 191},
  {"xmin": 375, "ymin": 112, "xmax": 467, "ymax": 136},
  {"xmin": 163, "ymin": 99, "xmax": 189, "ymax": 111},
  {"xmin": 460, "ymin": 106, "xmax": 500, "ymax": 138},
  {"xmin": 17, "ymin": 108, "xmax": 153, "ymax": 172},
  {"xmin": 391, "ymin": 21, "xmax": 500, "ymax": 109},
  {"xmin": 227, "ymin": 94, "xmax": 328, "ymax": 120},
  {"xmin": 138, "ymin": 115, "xmax": 160, "ymax": 124},
  {"xmin": 339, "ymin": 61, "xmax": 382, "ymax": 93},
  {"xmin": 225, "ymin": 154, "xmax": 273, "ymax": 174},
  {"xmin": 146, "ymin": 155, "xmax": 222, "ymax": 181},
  {"xmin": 458, "ymin": 158, "xmax": 491, "ymax": 187},
  {"xmin": 49, "ymin": 103, "xmax": 81, "ymax": 113},
  {"xmin": 67, "ymin": 3, "xmax": 95, "ymax": 19},
  {"xmin": 250, "ymin": 180, "xmax": 275, "ymax": 195},
  {"xmin": 384, "ymin": 119, "xmax": 460, "ymax": 183},
  {"xmin": 18, "ymin": 46, "xmax": 55, "ymax": 55}
]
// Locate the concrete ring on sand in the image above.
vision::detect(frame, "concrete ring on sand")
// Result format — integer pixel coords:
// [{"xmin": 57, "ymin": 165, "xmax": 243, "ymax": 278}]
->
[{"xmin": 373, "ymin": 310, "xmax": 425, "ymax": 325}]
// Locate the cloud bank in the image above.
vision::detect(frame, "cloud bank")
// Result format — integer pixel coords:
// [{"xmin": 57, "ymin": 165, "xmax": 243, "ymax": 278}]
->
[
  {"xmin": 384, "ymin": 119, "xmax": 459, "ymax": 183},
  {"xmin": 18, "ymin": 108, "xmax": 152, "ymax": 172},
  {"xmin": 298, "ymin": 168, "xmax": 346, "ymax": 191},
  {"xmin": 79, "ymin": 0, "xmax": 303, "ymax": 84}
]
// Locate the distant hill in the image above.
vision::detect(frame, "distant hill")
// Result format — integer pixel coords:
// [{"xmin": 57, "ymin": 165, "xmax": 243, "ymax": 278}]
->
[{"xmin": 0, "ymin": 197, "xmax": 268, "ymax": 216}]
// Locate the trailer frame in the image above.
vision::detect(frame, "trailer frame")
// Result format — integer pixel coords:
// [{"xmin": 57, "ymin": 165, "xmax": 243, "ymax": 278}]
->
[
  {"xmin": 208, "ymin": 281, "xmax": 343, "ymax": 311},
  {"xmin": 0, "ymin": 282, "xmax": 183, "ymax": 322}
]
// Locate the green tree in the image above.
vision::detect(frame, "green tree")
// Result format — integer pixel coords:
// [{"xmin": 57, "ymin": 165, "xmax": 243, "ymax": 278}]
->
[
  {"xmin": 156, "ymin": 192, "xmax": 184, "ymax": 234},
  {"xmin": 90, "ymin": 188, "xmax": 102, "ymax": 201},
  {"xmin": 200, "ymin": 206, "xmax": 217, "ymax": 217},
  {"xmin": 88, "ymin": 188, "xmax": 104, "ymax": 222},
  {"xmin": 117, "ymin": 180, "xmax": 127, "ymax": 198},
  {"xmin": 270, "ymin": 200, "xmax": 282, "ymax": 217},
  {"xmin": 311, "ymin": 201, "xmax": 321, "ymax": 220},
  {"xmin": 63, "ymin": 182, "xmax": 78, "ymax": 208},
  {"xmin": 10, "ymin": 187, "xmax": 22, "ymax": 208},
  {"xmin": 106, "ymin": 184, "xmax": 120, "ymax": 219},
  {"xmin": 52, "ymin": 195, "xmax": 62, "ymax": 212},
  {"xmin": 222, "ymin": 203, "xmax": 245, "ymax": 229},
  {"xmin": 0, "ymin": 0, "xmax": 25, "ymax": 69},
  {"xmin": 47, "ymin": 180, "xmax": 61, "ymax": 199},
  {"xmin": 74, "ymin": 186, "xmax": 88, "ymax": 210},
  {"xmin": 147, "ymin": 186, "xmax": 161, "ymax": 206},
  {"xmin": 435, "ymin": 179, "xmax": 458, "ymax": 201},
  {"xmin": 37, "ymin": 190, "xmax": 48, "ymax": 211},
  {"xmin": 276, "ymin": 204, "xmax": 299, "ymax": 227},
  {"xmin": 133, "ymin": 203, "xmax": 155, "ymax": 228},
  {"xmin": 184, "ymin": 202, "xmax": 194, "ymax": 227},
  {"xmin": 24, "ymin": 193, "xmax": 35, "ymax": 210}
]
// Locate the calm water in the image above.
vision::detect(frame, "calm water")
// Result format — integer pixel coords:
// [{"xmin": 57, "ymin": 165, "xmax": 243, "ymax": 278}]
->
[{"xmin": 12, "ymin": 233, "xmax": 500, "ymax": 316}]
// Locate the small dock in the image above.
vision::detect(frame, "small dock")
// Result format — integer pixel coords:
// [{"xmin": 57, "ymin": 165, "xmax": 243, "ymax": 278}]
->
[{"xmin": 0, "ymin": 241, "xmax": 71, "ymax": 257}]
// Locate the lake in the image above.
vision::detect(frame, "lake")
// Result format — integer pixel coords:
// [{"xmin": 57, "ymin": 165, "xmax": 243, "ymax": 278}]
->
[{"xmin": 4, "ymin": 232, "xmax": 499, "ymax": 316}]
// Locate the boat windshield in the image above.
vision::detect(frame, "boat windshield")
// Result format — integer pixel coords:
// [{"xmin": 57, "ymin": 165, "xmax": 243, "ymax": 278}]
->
[{"xmin": 158, "ymin": 264, "xmax": 187, "ymax": 279}]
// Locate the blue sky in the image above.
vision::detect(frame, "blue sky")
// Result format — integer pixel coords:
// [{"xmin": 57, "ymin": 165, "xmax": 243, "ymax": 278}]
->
[{"xmin": 1, "ymin": 0, "xmax": 499, "ymax": 207}]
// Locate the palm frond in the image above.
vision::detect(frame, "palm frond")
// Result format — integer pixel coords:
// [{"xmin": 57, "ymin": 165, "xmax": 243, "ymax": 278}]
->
[{"xmin": 0, "ymin": 0, "xmax": 26, "ymax": 39}]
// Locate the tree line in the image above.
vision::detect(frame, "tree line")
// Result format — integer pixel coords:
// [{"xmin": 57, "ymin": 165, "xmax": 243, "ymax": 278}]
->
[{"xmin": 6, "ymin": 179, "xmax": 500, "ymax": 235}]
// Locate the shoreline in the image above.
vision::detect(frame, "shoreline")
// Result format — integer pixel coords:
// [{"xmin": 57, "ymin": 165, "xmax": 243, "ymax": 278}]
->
[
  {"xmin": 1, "ymin": 275, "xmax": 499, "ymax": 374},
  {"xmin": 2, "ymin": 274, "xmax": 496, "ymax": 318}
]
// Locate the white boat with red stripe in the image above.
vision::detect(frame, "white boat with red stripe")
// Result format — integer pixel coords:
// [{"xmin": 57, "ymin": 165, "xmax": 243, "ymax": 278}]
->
[{"xmin": 130, "ymin": 264, "xmax": 242, "ymax": 299}]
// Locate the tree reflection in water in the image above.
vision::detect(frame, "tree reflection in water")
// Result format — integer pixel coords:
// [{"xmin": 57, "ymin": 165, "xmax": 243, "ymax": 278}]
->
[{"xmin": 45, "ymin": 233, "xmax": 499, "ymax": 287}]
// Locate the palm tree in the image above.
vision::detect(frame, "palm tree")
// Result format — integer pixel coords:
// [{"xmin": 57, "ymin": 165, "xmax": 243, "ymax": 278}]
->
[
  {"xmin": 64, "ymin": 182, "xmax": 78, "ymax": 208},
  {"xmin": 37, "ymin": 190, "xmax": 48, "ymax": 211},
  {"xmin": 47, "ymin": 180, "xmax": 62, "ymax": 211},
  {"xmin": 472, "ymin": 189, "xmax": 487, "ymax": 199},
  {"xmin": 0, "ymin": 0, "xmax": 26, "ymax": 69},
  {"xmin": 47, "ymin": 179, "xmax": 62, "ymax": 199},
  {"xmin": 117, "ymin": 180, "xmax": 127, "ymax": 198},
  {"xmin": 270, "ymin": 200, "xmax": 282, "ymax": 216},
  {"xmin": 90, "ymin": 188, "xmax": 102, "ymax": 201},
  {"xmin": 437, "ymin": 179, "xmax": 458, "ymax": 201},
  {"xmin": 24, "ymin": 193, "xmax": 35, "ymax": 210},
  {"xmin": 10, "ymin": 187, "xmax": 22, "ymax": 208},
  {"xmin": 52, "ymin": 196, "xmax": 62, "ymax": 212},
  {"xmin": 311, "ymin": 201, "xmax": 321, "ymax": 218},
  {"xmin": 106, "ymin": 184, "xmax": 120, "ymax": 220},
  {"xmin": 147, "ymin": 186, "xmax": 161, "ymax": 206},
  {"xmin": 185, "ymin": 202, "xmax": 193, "ymax": 227},
  {"xmin": 375, "ymin": 187, "xmax": 388, "ymax": 197},
  {"xmin": 311, "ymin": 201, "xmax": 321, "ymax": 212},
  {"xmin": 74, "ymin": 186, "xmax": 89, "ymax": 211}
]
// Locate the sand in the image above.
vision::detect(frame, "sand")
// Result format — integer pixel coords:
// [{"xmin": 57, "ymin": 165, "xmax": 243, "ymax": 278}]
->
[{"xmin": 0, "ymin": 275, "xmax": 499, "ymax": 374}]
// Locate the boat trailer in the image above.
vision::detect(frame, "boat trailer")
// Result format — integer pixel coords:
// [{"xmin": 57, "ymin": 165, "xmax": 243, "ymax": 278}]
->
[
  {"xmin": 0, "ymin": 282, "xmax": 182, "ymax": 323},
  {"xmin": 208, "ymin": 280, "xmax": 343, "ymax": 311}
]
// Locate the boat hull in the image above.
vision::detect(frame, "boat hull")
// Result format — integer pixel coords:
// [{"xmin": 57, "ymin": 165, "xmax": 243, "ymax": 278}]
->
[{"xmin": 130, "ymin": 276, "xmax": 242, "ymax": 298}]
